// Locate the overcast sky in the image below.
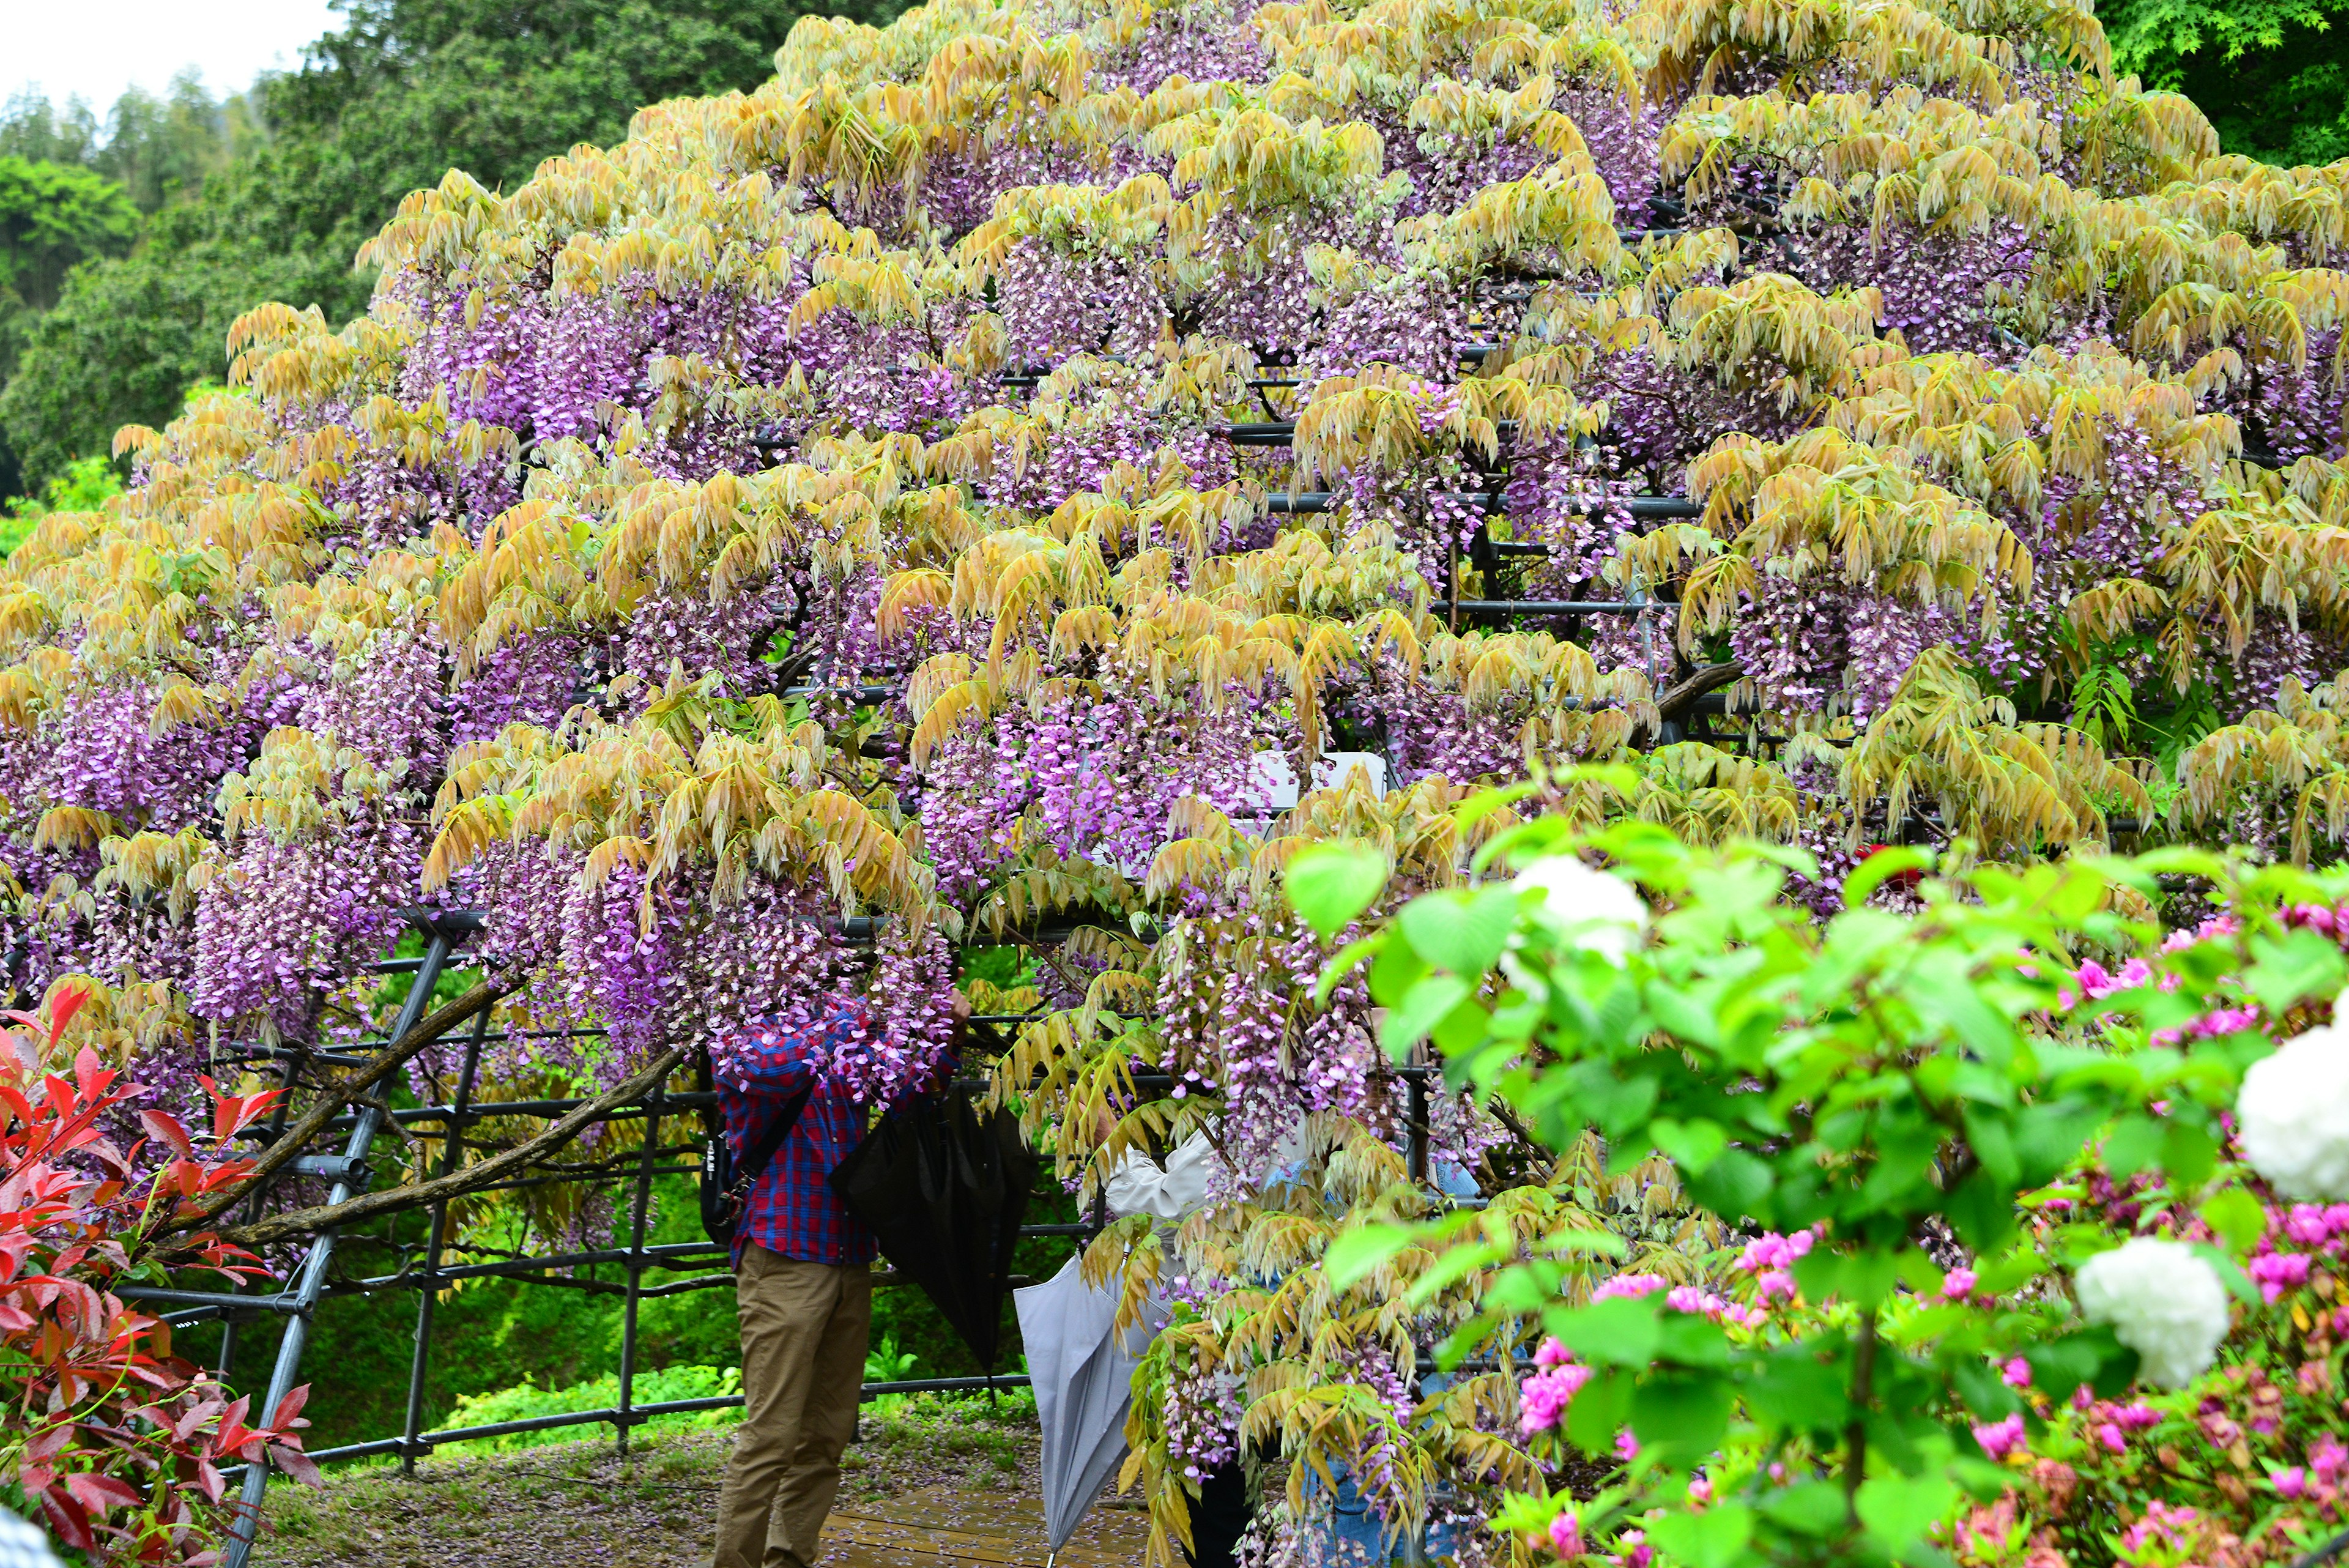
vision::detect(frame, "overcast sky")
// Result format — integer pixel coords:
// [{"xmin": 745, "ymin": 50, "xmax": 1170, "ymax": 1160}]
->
[{"xmin": 7, "ymin": 0, "xmax": 343, "ymax": 116}]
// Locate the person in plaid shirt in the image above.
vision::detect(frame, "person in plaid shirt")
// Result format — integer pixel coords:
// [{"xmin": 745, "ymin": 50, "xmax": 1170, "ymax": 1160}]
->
[{"xmin": 710, "ymin": 997, "xmax": 965, "ymax": 1568}]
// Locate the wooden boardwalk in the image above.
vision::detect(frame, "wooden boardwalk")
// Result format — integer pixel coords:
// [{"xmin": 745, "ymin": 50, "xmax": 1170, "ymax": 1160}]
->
[{"xmin": 817, "ymin": 1485, "xmax": 1154, "ymax": 1567}]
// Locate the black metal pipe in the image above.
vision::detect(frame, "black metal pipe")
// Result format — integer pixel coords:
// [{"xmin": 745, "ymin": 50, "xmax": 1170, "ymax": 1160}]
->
[
  {"xmin": 1448, "ymin": 600, "xmax": 1656, "ymax": 614},
  {"xmin": 403, "ymin": 1003, "xmax": 489, "ymax": 1474}
]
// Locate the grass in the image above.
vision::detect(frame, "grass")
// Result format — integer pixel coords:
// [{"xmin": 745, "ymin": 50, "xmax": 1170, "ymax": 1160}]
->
[{"xmin": 253, "ymin": 1388, "xmax": 1047, "ymax": 1567}]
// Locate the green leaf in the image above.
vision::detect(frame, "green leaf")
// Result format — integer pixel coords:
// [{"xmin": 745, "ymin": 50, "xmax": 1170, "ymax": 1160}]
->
[
  {"xmin": 1650, "ymin": 1117, "xmax": 1727, "ymax": 1175},
  {"xmin": 1685, "ymin": 1148, "xmax": 1773, "ymax": 1217},
  {"xmin": 1745, "ymin": 1347, "xmax": 1849, "ymax": 1433},
  {"xmin": 1313, "ymin": 935, "xmax": 1381, "ymax": 1003},
  {"xmin": 1324, "ymin": 1222, "xmax": 1415, "ymax": 1290},
  {"xmin": 2243, "ymin": 926, "xmax": 2348, "ymax": 1015},
  {"xmin": 1554, "ymin": 1296, "xmax": 1661, "ymax": 1367},
  {"xmin": 1842, "ymin": 845, "xmax": 1933, "ymax": 907},
  {"xmin": 2161, "ymin": 1116, "xmax": 2218, "ymax": 1191},
  {"xmin": 1945, "ymin": 1167, "xmax": 2017, "ymax": 1254},
  {"xmin": 2101, "ymin": 1114, "xmax": 2162, "ymax": 1180},
  {"xmin": 1453, "ymin": 779, "xmax": 1540, "ymax": 833},
  {"xmin": 1397, "ymin": 885, "xmax": 1520, "ymax": 978},
  {"xmin": 1565, "ymin": 1365, "xmax": 1633, "ymax": 1456},
  {"xmin": 1647, "ymin": 1503, "xmax": 1753, "ymax": 1568},
  {"xmin": 1382, "ymin": 974, "xmax": 1472, "ymax": 1055},
  {"xmin": 2024, "ymin": 1335, "xmax": 2101, "ymax": 1402},
  {"xmin": 1855, "ymin": 1474, "xmax": 1957, "ymax": 1552},
  {"xmin": 1631, "ymin": 1372, "xmax": 1734, "ymax": 1460},
  {"xmin": 1286, "ymin": 842, "xmax": 1389, "ymax": 939},
  {"xmin": 1758, "ymin": 1481, "xmax": 1849, "ymax": 1537}
]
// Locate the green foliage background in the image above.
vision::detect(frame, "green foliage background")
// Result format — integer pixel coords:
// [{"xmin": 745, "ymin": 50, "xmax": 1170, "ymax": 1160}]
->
[
  {"xmin": 2102, "ymin": 0, "xmax": 2349, "ymax": 162},
  {"xmin": 0, "ymin": 0, "xmax": 901, "ymax": 502}
]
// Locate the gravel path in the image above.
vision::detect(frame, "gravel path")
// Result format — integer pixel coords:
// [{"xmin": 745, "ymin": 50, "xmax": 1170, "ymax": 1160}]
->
[{"xmin": 251, "ymin": 1395, "xmax": 1102, "ymax": 1567}]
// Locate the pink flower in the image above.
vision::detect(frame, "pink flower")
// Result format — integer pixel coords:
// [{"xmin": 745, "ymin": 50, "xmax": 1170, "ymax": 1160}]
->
[
  {"xmin": 2285, "ymin": 1205, "xmax": 2335, "ymax": 1247},
  {"xmin": 1614, "ymin": 1529, "xmax": 1650, "ymax": 1568},
  {"xmin": 1941, "ymin": 1268, "xmax": 1978, "ymax": 1302},
  {"xmin": 1688, "ymin": 1476, "xmax": 1712, "ymax": 1506},
  {"xmin": 2001, "ymin": 1357, "xmax": 2033, "ymax": 1388},
  {"xmin": 2312, "ymin": 1437, "xmax": 2348, "ymax": 1479},
  {"xmin": 1756, "ymin": 1270, "xmax": 1798, "ymax": 1302},
  {"xmin": 1974, "ymin": 1414, "xmax": 2027, "ymax": 1460},
  {"xmin": 2250, "ymin": 1251, "xmax": 2312, "ymax": 1303},
  {"xmin": 1594, "ymin": 1273, "xmax": 1669, "ymax": 1301},
  {"xmin": 2098, "ymin": 1423, "xmax": 2126, "ymax": 1454},
  {"xmin": 1615, "ymin": 1430, "xmax": 1640, "ymax": 1461},
  {"xmin": 1768, "ymin": 1462, "xmax": 1786, "ymax": 1482},
  {"xmin": 1520, "ymin": 1364, "xmax": 1594, "ymax": 1435},
  {"xmin": 1534, "ymin": 1337, "xmax": 1574, "ymax": 1369},
  {"xmin": 2114, "ymin": 1403, "xmax": 2161, "ymax": 1431},
  {"xmin": 2192, "ymin": 1006, "xmax": 2260, "ymax": 1038},
  {"xmin": 1735, "ymin": 1230, "xmax": 1816, "ymax": 1274},
  {"xmin": 2071, "ymin": 960, "xmax": 2117, "ymax": 1001},
  {"xmin": 2274, "ymin": 1467, "xmax": 2309, "ymax": 1499},
  {"xmin": 1549, "ymin": 1511, "xmax": 1584, "ymax": 1558}
]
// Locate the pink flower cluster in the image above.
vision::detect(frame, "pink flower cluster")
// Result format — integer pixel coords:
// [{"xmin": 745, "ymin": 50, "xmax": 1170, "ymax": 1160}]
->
[
  {"xmin": 2271, "ymin": 1435, "xmax": 2348, "ymax": 1515},
  {"xmin": 2114, "ymin": 1501, "xmax": 2216, "ymax": 1565},
  {"xmin": 2250, "ymin": 1202, "xmax": 2349, "ymax": 1301},
  {"xmin": 1734, "ymin": 1228, "xmax": 1816, "ymax": 1302},
  {"xmin": 1974, "ymin": 1413, "xmax": 2027, "ymax": 1459},
  {"xmin": 1662, "ymin": 1283, "xmax": 1768, "ymax": 1328},
  {"xmin": 1548, "ymin": 1510, "xmax": 1583, "ymax": 1558},
  {"xmin": 2090, "ymin": 1401, "xmax": 2162, "ymax": 1454},
  {"xmin": 2060, "ymin": 956, "xmax": 2152, "ymax": 1009},
  {"xmin": 1519, "ymin": 1339, "xmax": 1594, "ymax": 1435}
]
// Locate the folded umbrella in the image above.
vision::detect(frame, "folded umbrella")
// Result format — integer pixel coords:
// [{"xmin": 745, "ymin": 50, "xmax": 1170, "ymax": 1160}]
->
[
  {"xmin": 830, "ymin": 1089, "xmax": 1037, "ymax": 1370},
  {"xmin": 1015, "ymin": 1253, "xmax": 1170, "ymax": 1551}
]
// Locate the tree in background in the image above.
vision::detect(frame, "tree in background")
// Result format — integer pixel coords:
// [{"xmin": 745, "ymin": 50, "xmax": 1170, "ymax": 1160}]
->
[
  {"xmin": 0, "ymin": 158, "xmax": 141, "ymax": 497},
  {"xmin": 0, "ymin": 0, "xmax": 900, "ymax": 502},
  {"xmin": 0, "ymin": 75, "xmax": 265, "ymax": 215},
  {"xmin": 2101, "ymin": 0, "xmax": 2349, "ymax": 163}
]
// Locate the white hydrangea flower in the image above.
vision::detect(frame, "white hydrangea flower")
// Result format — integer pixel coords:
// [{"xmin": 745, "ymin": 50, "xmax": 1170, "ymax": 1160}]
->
[
  {"xmin": 2074, "ymin": 1238, "xmax": 2232, "ymax": 1388},
  {"xmin": 1508, "ymin": 855, "xmax": 1648, "ymax": 964},
  {"xmin": 2237, "ymin": 1007, "xmax": 2349, "ymax": 1202}
]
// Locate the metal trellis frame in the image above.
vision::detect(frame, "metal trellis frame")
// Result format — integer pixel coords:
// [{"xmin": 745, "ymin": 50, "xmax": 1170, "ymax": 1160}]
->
[{"xmin": 122, "ymin": 912, "xmax": 1455, "ymax": 1566}]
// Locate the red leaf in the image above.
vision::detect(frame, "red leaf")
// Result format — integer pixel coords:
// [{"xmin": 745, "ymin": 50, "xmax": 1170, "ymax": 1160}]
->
[
  {"xmin": 46, "ymin": 986, "xmax": 90, "ymax": 1052},
  {"xmin": 39, "ymin": 1485, "xmax": 94, "ymax": 1551},
  {"xmin": 71, "ymin": 1045, "xmax": 109, "ymax": 1104},
  {"xmin": 64, "ymin": 1471, "xmax": 141, "ymax": 1514},
  {"xmin": 267, "ymin": 1444, "xmax": 323, "ymax": 1488},
  {"xmin": 268, "ymin": 1385, "xmax": 311, "ymax": 1430},
  {"xmin": 137, "ymin": 1112, "xmax": 195, "ymax": 1160}
]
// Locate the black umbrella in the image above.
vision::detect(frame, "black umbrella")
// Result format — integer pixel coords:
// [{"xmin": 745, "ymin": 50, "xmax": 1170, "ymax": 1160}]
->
[{"xmin": 829, "ymin": 1089, "xmax": 1037, "ymax": 1370}]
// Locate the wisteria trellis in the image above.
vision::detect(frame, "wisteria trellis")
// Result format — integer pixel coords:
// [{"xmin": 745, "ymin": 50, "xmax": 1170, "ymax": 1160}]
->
[{"xmin": 13, "ymin": 0, "xmax": 2349, "ymax": 1559}]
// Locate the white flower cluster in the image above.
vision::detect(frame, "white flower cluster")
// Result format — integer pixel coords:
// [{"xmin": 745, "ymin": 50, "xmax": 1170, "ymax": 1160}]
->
[
  {"xmin": 2238, "ymin": 1000, "xmax": 2349, "ymax": 1202},
  {"xmin": 1508, "ymin": 855, "xmax": 1649, "ymax": 963},
  {"xmin": 2074, "ymin": 1238, "xmax": 2232, "ymax": 1388}
]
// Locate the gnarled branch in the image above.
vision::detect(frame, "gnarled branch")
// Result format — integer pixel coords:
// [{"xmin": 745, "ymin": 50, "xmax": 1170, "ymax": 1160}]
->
[
  {"xmin": 167, "ymin": 975, "xmax": 518, "ymax": 1236},
  {"xmin": 209, "ymin": 1046, "xmax": 688, "ymax": 1253}
]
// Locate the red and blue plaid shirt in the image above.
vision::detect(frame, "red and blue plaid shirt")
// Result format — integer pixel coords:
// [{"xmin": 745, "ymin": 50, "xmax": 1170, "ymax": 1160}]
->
[{"xmin": 720, "ymin": 1014, "xmax": 877, "ymax": 1268}]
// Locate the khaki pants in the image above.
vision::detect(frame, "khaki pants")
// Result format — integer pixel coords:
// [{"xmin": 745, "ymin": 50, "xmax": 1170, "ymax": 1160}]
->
[{"xmin": 711, "ymin": 1245, "xmax": 872, "ymax": 1568}]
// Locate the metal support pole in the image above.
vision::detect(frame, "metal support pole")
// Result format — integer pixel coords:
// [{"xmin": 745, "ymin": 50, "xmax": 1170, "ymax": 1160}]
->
[
  {"xmin": 615, "ymin": 1074, "xmax": 667, "ymax": 1457},
  {"xmin": 1408, "ymin": 1068, "xmax": 1430, "ymax": 1184},
  {"xmin": 222, "ymin": 929, "xmax": 455, "ymax": 1568},
  {"xmin": 399, "ymin": 1001, "xmax": 489, "ymax": 1477}
]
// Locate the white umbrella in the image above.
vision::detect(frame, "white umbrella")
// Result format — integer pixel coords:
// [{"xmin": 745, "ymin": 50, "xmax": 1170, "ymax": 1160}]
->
[{"xmin": 1016, "ymin": 1254, "xmax": 1170, "ymax": 1553}]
